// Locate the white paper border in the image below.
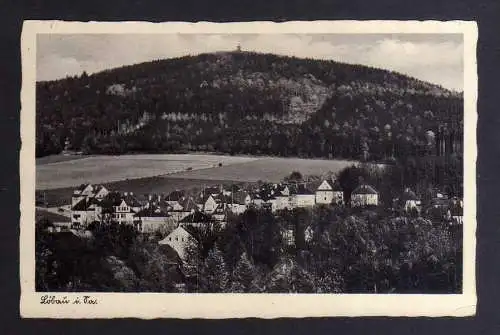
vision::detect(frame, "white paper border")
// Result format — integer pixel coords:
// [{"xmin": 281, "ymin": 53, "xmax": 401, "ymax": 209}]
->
[{"xmin": 20, "ymin": 20, "xmax": 478, "ymax": 318}]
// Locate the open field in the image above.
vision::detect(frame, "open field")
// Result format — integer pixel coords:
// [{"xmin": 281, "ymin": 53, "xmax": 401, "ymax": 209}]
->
[
  {"xmin": 36, "ymin": 153, "xmax": 358, "ymax": 207},
  {"xmin": 167, "ymin": 156, "xmax": 357, "ymax": 183},
  {"xmin": 36, "ymin": 154, "xmax": 93, "ymax": 165},
  {"xmin": 36, "ymin": 154, "xmax": 257, "ymax": 190}
]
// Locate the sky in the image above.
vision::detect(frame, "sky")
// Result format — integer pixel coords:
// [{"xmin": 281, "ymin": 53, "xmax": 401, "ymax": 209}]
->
[{"xmin": 37, "ymin": 33, "xmax": 464, "ymax": 91}]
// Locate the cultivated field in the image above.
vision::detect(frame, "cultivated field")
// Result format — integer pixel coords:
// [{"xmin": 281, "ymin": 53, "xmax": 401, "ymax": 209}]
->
[
  {"xmin": 36, "ymin": 153, "xmax": 358, "ymax": 207},
  {"xmin": 167, "ymin": 156, "xmax": 357, "ymax": 183},
  {"xmin": 36, "ymin": 154, "xmax": 257, "ymax": 190}
]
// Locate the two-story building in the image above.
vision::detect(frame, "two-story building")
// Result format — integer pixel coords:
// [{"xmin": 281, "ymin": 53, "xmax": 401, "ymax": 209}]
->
[
  {"xmin": 350, "ymin": 184, "xmax": 379, "ymax": 207},
  {"xmin": 158, "ymin": 226, "xmax": 197, "ymax": 260}
]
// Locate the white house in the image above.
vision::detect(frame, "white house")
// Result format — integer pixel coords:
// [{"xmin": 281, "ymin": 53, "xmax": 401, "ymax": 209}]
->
[
  {"xmin": 315, "ymin": 180, "xmax": 335, "ymax": 204},
  {"xmin": 158, "ymin": 226, "xmax": 197, "ymax": 260},
  {"xmin": 315, "ymin": 179, "xmax": 344, "ymax": 205},
  {"xmin": 351, "ymin": 184, "xmax": 379, "ymax": 207},
  {"xmin": 202, "ymin": 195, "xmax": 219, "ymax": 214},
  {"xmin": 169, "ymin": 197, "xmax": 198, "ymax": 222},
  {"xmin": 70, "ymin": 198, "xmax": 93, "ymax": 228},
  {"xmin": 93, "ymin": 185, "xmax": 109, "ymax": 200}
]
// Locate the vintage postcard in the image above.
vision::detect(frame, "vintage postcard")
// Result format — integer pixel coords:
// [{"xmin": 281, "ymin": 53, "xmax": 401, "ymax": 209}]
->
[{"xmin": 20, "ymin": 20, "xmax": 477, "ymax": 318}]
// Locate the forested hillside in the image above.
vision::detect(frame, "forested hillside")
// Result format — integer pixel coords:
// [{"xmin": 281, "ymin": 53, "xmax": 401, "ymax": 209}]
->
[{"xmin": 36, "ymin": 51, "xmax": 463, "ymax": 163}]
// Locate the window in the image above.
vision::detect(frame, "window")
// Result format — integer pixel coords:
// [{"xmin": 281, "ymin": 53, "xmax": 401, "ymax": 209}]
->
[
  {"xmin": 169, "ymin": 237, "xmax": 171, "ymax": 241},
  {"xmin": 175, "ymin": 237, "xmax": 178, "ymax": 241}
]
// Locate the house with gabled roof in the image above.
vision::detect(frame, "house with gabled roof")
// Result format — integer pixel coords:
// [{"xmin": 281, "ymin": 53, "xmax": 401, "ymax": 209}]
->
[
  {"xmin": 201, "ymin": 194, "xmax": 219, "ymax": 214},
  {"xmin": 165, "ymin": 190, "xmax": 185, "ymax": 207},
  {"xmin": 169, "ymin": 196, "xmax": 198, "ymax": 222},
  {"xmin": 315, "ymin": 179, "xmax": 335, "ymax": 204},
  {"xmin": 158, "ymin": 226, "xmax": 197, "ymax": 260},
  {"xmin": 350, "ymin": 184, "xmax": 379, "ymax": 207},
  {"xmin": 93, "ymin": 185, "xmax": 109, "ymax": 200}
]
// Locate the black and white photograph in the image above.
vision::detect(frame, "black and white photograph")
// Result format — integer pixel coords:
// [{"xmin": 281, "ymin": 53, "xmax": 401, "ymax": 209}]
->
[{"xmin": 20, "ymin": 20, "xmax": 477, "ymax": 318}]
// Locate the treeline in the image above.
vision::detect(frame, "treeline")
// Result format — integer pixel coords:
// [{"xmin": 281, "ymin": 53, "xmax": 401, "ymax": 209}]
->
[{"xmin": 36, "ymin": 51, "xmax": 463, "ymax": 163}]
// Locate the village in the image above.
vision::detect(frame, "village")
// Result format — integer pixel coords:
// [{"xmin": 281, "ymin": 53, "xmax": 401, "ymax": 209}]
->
[{"xmin": 40, "ymin": 171, "xmax": 464, "ymax": 263}]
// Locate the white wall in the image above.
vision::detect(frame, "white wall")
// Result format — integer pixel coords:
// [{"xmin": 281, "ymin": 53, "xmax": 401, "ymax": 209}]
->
[
  {"xmin": 351, "ymin": 194, "xmax": 378, "ymax": 207},
  {"xmin": 315, "ymin": 191, "xmax": 333, "ymax": 204}
]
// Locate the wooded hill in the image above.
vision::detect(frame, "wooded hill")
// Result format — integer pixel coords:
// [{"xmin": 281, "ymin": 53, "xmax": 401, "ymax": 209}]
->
[{"xmin": 36, "ymin": 51, "xmax": 463, "ymax": 162}]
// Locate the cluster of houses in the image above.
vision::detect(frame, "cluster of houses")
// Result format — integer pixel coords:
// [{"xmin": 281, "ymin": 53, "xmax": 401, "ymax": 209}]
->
[
  {"xmin": 67, "ymin": 179, "xmax": 463, "ymax": 261},
  {"xmin": 68, "ymin": 179, "xmax": 378, "ymax": 230}
]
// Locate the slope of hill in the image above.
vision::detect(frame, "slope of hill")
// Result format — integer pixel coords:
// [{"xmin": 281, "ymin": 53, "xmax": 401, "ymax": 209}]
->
[{"xmin": 36, "ymin": 51, "xmax": 463, "ymax": 162}]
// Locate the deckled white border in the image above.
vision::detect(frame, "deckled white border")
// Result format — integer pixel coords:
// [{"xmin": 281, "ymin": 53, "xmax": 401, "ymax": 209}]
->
[{"xmin": 20, "ymin": 20, "xmax": 478, "ymax": 318}]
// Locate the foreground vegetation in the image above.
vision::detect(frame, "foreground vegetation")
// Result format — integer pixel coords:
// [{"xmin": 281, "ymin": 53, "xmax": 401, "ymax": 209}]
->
[{"xmin": 35, "ymin": 205, "xmax": 462, "ymax": 293}]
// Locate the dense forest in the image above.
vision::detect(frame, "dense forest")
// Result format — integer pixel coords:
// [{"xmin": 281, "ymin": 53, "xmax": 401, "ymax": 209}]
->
[
  {"xmin": 36, "ymin": 206, "xmax": 462, "ymax": 293},
  {"xmin": 36, "ymin": 51, "xmax": 463, "ymax": 164}
]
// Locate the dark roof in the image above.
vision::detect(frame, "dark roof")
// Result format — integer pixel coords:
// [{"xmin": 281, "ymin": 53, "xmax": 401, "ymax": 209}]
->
[
  {"xmin": 232, "ymin": 191, "xmax": 250, "ymax": 205},
  {"xmin": 401, "ymin": 188, "xmax": 418, "ymax": 201},
  {"xmin": 180, "ymin": 211, "xmax": 214, "ymax": 223},
  {"xmin": 203, "ymin": 186, "xmax": 220, "ymax": 195},
  {"xmin": 101, "ymin": 191, "xmax": 124, "ymax": 207},
  {"xmin": 178, "ymin": 197, "xmax": 199, "ymax": 211},
  {"xmin": 122, "ymin": 194, "xmax": 142, "ymax": 207},
  {"xmin": 166, "ymin": 190, "xmax": 185, "ymax": 202},
  {"xmin": 71, "ymin": 198, "xmax": 90, "ymax": 211},
  {"xmin": 134, "ymin": 206, "xmax": 170, "ymax": 218},
  {"xmin": 296, "ymin": 185, "xmax": 314, "ymax": 195},
  {"xmin": 215, "ymin": 194, "xmax": 232, "ymax": 204},
  {"xmin": 75, "ymin": 183, "xmax": 90, "ymax": 192},
  {"xmin": 352, "ymin": 184, "xmax": 378, "ymax": 195}
]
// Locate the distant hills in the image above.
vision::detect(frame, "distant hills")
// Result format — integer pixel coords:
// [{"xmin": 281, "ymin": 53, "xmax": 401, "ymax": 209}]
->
[{"xmin": 36, "ymin": 51, "xmax": 463, "ymax": 162}]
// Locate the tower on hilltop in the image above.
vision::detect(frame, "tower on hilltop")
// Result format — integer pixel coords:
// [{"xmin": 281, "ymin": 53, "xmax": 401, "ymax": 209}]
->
[{"xmin": 236, "ymin": 43, "xmax": 242, "ymax": 52}]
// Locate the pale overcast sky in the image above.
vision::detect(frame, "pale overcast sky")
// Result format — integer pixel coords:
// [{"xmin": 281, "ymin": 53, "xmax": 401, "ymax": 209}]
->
[{"xmin": 37, "ymin": 33, "xmax": 464, "ymax": 91}]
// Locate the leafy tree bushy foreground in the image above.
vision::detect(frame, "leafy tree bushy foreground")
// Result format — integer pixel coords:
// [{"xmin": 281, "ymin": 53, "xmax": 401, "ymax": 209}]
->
[{"xmin": 36, "ymin": 207, "xmax": 462, "ymax": 294}]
